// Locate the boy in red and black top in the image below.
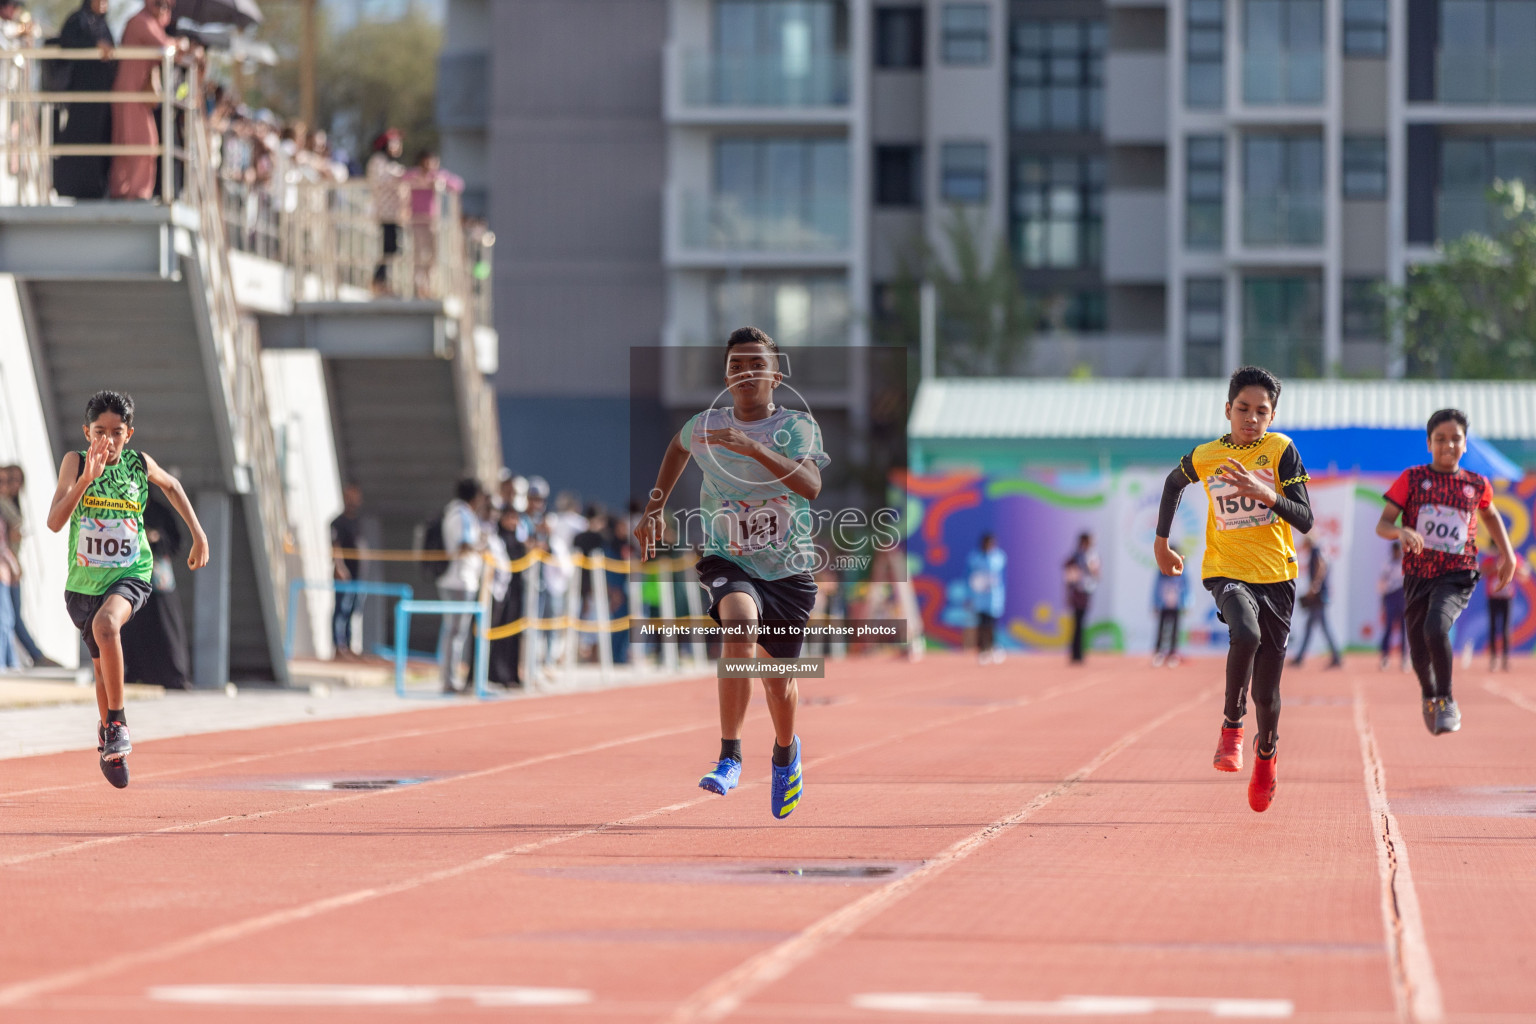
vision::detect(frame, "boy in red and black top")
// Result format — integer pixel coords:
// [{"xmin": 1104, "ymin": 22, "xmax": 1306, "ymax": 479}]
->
[{"xmin": 1376, "ymin": 409, "xmax": 1515, "ymax": 735}]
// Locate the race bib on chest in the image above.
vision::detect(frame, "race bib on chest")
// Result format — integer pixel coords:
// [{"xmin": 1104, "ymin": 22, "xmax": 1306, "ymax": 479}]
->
[
  {"xmin": 76, "ymin": 518, "xmax": 140, "ymax": 567},
  {"xmin": 721, "ymin": 502, "xmax": 789, "ymax": 553},
  {"xmin": 1207, "ymin": 467, "xmax": 1279, "ymax": 531},
  {"xmin": 1416, "ymin": 504, "xmax": 1472, "ymax": 554}
]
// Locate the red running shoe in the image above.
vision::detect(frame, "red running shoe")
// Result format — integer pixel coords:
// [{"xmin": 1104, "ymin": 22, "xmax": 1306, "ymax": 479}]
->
[
  {"xmin": 1214, "ymin": 726, "xmax": 1244, "ymax": 772},
  {"xmin": 1248, "ymin": 747, "xmax": 1277, "ymax": 813}
]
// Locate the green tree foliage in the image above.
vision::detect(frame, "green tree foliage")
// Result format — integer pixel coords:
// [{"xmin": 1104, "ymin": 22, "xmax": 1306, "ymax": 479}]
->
[
  {"xmin": 1391, "ymin": 180, "xmax": 1536, "ymax": 379},
  {"xmin": 872, "ymin": 209, "xmax": 1035, "ymax": 388},
  {"xmin": 243, "ymin": 4, "xmax": 442, "ymax": 158}
]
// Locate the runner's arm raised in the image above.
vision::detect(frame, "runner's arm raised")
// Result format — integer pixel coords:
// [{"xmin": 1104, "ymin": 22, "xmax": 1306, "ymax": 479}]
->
[
  {"xmin": 635, "ymin": 433, "xmax": 692, "ymax": 560},
  {"xmin": 144, "ymin": 452, "xmax": 209, "ymax": 570},
  {"xmin": 1153, "ymin": 455, "xmax": 1196, "ymax": 575}
]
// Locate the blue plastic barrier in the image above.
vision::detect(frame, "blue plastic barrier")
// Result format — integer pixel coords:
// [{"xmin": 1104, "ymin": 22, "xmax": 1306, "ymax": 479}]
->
[
  {"xmin": 284, "ymin": 578, "xmax": 415, "ymax": 661},
  {"xmin": 394, "ymin": 599, "xmax": 491, "ymax": 699}
]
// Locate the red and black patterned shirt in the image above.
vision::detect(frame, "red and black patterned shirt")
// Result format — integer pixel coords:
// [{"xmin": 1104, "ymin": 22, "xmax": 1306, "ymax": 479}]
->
[{"xmin": 1383, "ymin": 465, "xmax": 1493, "ymax": 578}]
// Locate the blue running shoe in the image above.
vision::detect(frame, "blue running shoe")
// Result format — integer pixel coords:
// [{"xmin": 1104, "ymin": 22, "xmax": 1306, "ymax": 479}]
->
[
  {"xmin": 699, "ymin": 757, "xmax": 742, "ymax": 795},
  {"xmin": 769, "ymin": 736, "xmax": 802, "ymax": 819}
]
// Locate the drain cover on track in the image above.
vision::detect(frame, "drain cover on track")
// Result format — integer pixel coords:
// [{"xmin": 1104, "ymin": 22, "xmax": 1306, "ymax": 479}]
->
[{"xmin": 288, "ymin": 777, "xmax": 432, "ymax": 791}]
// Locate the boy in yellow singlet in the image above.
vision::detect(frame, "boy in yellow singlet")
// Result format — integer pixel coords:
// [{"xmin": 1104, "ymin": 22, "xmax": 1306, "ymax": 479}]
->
[{"xmin": 1153, "ymin": 367, "xmax": 1314, "ymax": 813}]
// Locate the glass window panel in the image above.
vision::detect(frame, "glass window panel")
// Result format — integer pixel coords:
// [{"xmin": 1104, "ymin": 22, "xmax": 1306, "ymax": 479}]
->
[
  {"xmin": 1441, "ymin": 138, "xmax": 1489, "ymax": 190},
  {"xmin": 1343, "ymin": 0, "xmax": 1388, "ymax": 56},
  {"xmin": 1343, "ymin": 137, "xmax": 1387, "ymax": 198},
  {"xmin": 1493, "ymin": 137, "xmax": 1536, "ymax": 184},
  {"xmin": 942, "ymin": 3, "xmax": 990, "ymax": 64},
  {"xmin": 1440, "ymin": 0, "xmax": 1486, "ymax": 49},
  {"xmin": 1493, "ymin": 2, "xmax": 1536, "ymax": 102}
]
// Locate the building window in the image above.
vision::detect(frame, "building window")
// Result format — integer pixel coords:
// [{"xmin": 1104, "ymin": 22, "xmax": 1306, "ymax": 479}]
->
[
  {"xmin": 875, "ymin": 6, "xmax": 924, "ymax": 68},
  {"xmin": 1343, "ymin": 136, "xmax": 1388, "ymax": 199},
  {"xmin": 1243, "ymin": 275, "xmax": 1324, "ymax": 377},
  {"xmin": 875, "ymin": 145, "xmax": 923, "ymax": 206},
  {"xmin": 1186, "ymin": 0, "xmax": 1225, "ymax": 109},
  {"xmin": 1439, "ymin": 136, "xmax": 1536, "ymax": 240},
  {"xmin": 1243, "ymin": 133, "xmax": 1324, "ymax": 246},
  {"xmin": 713, "ymin": 273, "xmax": 850, "ymax": 347},
  {"xmin": 1186, "ymin": 278, "xmax": 1225, "ymax": 377},
  {"xmin": 1440, "ymin": 0, "xmax": 1536, "ymax": 104},
  {"xmin": 1186, "ymin": 135, "xmax": 1226, "ymax": 250},
  {"xmin": 712, "ymin": 0, "xmax": 851, "ymax": 106},
  {"xmin": 941, "ymin": 3, "xmax": 990, "ymax": 65},
  {"xmin": 1343, "ymin": 278, "xmax": 1386, "ymax": 338},
  {"xmin": 709, "ymin": 137, "xmax": 850, "ymax": 250},
  {"xmin": 1012, "ymin": 154, "xmax": 1104, "ymax": 268},
  {"xmin": 1244, "ymin": 0, "xmax": 1325, "ymax": 105},
  {"xmin": 1343, "ymin": 0, "xmax": 1388, "ymax": 56},
  {"xmin": 1011, "ymin": 19, "xmax": 1105, "ymax": 132},
  {"xmin": 941, "ymin": 142, "xmax": 989, "ymax": 203}
]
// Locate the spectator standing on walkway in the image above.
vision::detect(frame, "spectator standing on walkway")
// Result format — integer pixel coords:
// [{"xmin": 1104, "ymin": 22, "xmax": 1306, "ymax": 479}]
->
[
  {"xmin": 329, "ymin": 484, "xmax": 364, "ymax": 661},
  {"xmin": 108, "ymin": 0, "xmax": 184, "ymax": 200},
  {"xmin": 437, "ymin": 478, "xmax": 486, "ymax": 694},
  {"xmin": 1151, "ymin": 546, "xmax": 1187, "ymax": 667},
  {"xmin": 0, "ymin": 465, "xmax": 56, "ymax": 667},
  {"xmin": 487, "ymin": 503, "xmax": 526, "ymax": 688},
  {"xmin": 405, "ymin": 149, "xmax": 463, "ymax": 298},
  {"xmin": 1379, "ymin": 541, "xmax": 1406, "ymax": 671},
  {"xmin": 1291, "ymin": 536, "xmax": 1343, "ymax": 668},
  {"xmin": 367, "ymin": 129, "xmax": 407, "ymax": 294},
  {"xmin": 0, "ymin": 512, "xmax": 16, "ymax": 670},
  {"xmin": 968, "ymin": 533, "xmax": 1006, "ymax": 664},
  {"xmin": 51, "ymin": 0, "xmax": 116, "ymax": 200},
  {"xmin": 1063, "ymin": 532, "xmax": 1099, "ymax": 664},
  {"xmin": 120, "ymin": 492, "xmax": 191, "ymax": 688}
]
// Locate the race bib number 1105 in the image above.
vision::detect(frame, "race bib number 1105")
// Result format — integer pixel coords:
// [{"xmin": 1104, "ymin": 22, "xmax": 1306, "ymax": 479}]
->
[{"xmin": 76, "ymin": 518, "xmax": 139, "ymax": 567}]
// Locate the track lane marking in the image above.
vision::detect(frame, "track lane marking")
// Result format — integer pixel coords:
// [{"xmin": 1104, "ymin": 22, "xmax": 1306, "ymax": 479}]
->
[
  {"xmin": 0, "ymin": 662, "xmax": 1122, "ymax": 1007},
  {"xmin": 663, "ymin": 686, "xmax": 1216, "ymax": 1024},
  {"xmin": 1352, "ymin": 681, "xmax": 1444, "ymax": 1024}
]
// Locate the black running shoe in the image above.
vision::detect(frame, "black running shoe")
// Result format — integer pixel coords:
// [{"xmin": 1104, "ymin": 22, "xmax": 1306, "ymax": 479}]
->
[
  {"xmin": 1421, "ymin": 698, "xmax": 1438, "ymax": 735},
  {"xmin": 99, "ymin": 754, "xmax": 129, "ymax": 789},
  {"xmin": 101, "ymin": 721, "xmax": 132, "ymax": 761},
  {"xmin": 1433, "ymin": 698, "xmax": 1462, "ymax": 735}
]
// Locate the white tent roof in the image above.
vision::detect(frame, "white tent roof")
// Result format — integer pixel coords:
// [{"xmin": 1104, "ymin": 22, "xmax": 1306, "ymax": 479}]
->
[{"xmin": 909, "ymin": 379, "xmax": 1536, "ymax": 440}]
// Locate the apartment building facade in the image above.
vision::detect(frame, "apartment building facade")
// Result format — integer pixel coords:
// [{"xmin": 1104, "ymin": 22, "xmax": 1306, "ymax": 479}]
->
[{"xmin": 442, "ymin": 0, "xmax": 1531, "ymax": 492}]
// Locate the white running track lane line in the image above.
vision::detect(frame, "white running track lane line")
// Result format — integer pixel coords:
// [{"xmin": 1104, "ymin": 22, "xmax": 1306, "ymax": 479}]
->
[
  {"xmin": 0, "ymin": 717, "xmax": 715, "ymax": 870},
  {"xmin": 0, "ymin": 707, "xmax": 580, "ymax": 800},
  {"xmin": 850, "ymin": 992, "xmax": 1293, "ymax": 1018},
  {"xmin": 147, "ymin": 984, "xmax": 592, "ymax": 1007},
  {"xmin": 0, "ymin": 663, "xmax": 1119, "ymax": 1008},
  {"xmin": 1352, "ymin": 682, "xmax": 1444, "ymax": 1024},
  {"xmin": 663, "ymin": 686, "xmax": 1218, "ymax": 1024},
  {"xmin": 1483, "ymin": 678, "xmax": 1536, "ymax": 715}
]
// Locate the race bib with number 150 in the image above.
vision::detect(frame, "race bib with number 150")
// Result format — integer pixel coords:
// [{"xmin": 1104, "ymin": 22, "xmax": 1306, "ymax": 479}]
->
[{"xmin": 1207, "ymin": 467, "xmax": 1279, "ymax": 531}]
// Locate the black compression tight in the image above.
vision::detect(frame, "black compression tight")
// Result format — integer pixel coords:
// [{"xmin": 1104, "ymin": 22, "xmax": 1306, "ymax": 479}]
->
[
  {"xmin": 1217, "ymin": 588, "xmax": 1285, "ymax": 751},
  {"xmin": 1405, "ymin": 590, "xmax": 1459, "ymax": 699}
]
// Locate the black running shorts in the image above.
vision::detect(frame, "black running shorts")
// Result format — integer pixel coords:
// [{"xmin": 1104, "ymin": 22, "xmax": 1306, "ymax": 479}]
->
[
  {"xmin": 65, "ymin": 578, "xmax": 152, "ymax": 659},
  {"xmin": 1204, "ymin": 576, "xmax": 1297, "ymax": 650},
  {"xmin": 696, "ymin": 554, "xmax": 818, "ymax": 660}
]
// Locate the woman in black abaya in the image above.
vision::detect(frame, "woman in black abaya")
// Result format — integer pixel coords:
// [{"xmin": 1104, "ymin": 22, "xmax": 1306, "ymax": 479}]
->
[
  {"xmin": 52, "ymin": 0, "xmax": 116, "ymax": 200},
  {"xmin": 121, "ymin": 494, "xmax": 193, "ymax": 689}
]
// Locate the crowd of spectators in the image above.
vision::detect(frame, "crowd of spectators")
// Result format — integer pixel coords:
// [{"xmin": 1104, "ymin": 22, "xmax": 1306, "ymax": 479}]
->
[{"xmin": 0, "ymin": 1, "xmax": 469, "ymax": 298}]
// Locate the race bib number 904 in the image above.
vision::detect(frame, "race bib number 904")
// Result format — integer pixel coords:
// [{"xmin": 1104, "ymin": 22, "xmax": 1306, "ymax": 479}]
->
[
  {"xmin": 77, "ymin": 518, "xmax": 139, "ymax": 567},
  {"xmin": 1415, "ymin": 504, "xmax": 1472, "ymax": 554},
  {"xmin": 1207, "ymin": 467, "xmax": 1278, "ymax": 531}
]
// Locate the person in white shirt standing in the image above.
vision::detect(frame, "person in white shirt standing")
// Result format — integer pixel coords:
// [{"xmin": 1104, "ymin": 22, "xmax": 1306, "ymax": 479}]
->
[{"xmin": 438, "ymin": 478, "xmax": 487, "ymax": 694}]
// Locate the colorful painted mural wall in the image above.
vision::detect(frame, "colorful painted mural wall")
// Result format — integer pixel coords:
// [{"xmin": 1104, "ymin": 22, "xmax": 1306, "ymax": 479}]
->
[{"xmin": 909, "ymin": 470, "xmax": 1536, "ymax": 656}]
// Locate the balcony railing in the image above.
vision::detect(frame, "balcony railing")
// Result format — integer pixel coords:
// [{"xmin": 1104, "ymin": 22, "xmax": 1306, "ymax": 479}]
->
[
  {"xmin": 1242, "ymin": 193, "xmax": 1324, "ymax": 247},
  {"xmin": 678, "ymin": 190, "xmax": 849, "ymax": 253},
  {"xmin": 678, "ymin": 48, "xmax": 850, "ymax": 109},
  {"xmin": 1241, "ymin": 50, "xmax": 1324, "ymax": 105},
  {"xmin": 1437, "ymin": 49, "xmax": 1536, "ymax": 105}
]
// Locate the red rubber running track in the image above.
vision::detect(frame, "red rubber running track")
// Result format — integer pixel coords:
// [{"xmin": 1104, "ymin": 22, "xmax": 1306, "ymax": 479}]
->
[{"xmin": 1, "ymin": 654, "xmax": 1533, "ymax": 1023}]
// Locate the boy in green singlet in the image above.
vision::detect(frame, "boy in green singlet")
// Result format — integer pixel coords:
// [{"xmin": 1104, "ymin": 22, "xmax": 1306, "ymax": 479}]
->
[{"xmin": 46, "ymin": 391, "xmax": 209, "ymax": 788}]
